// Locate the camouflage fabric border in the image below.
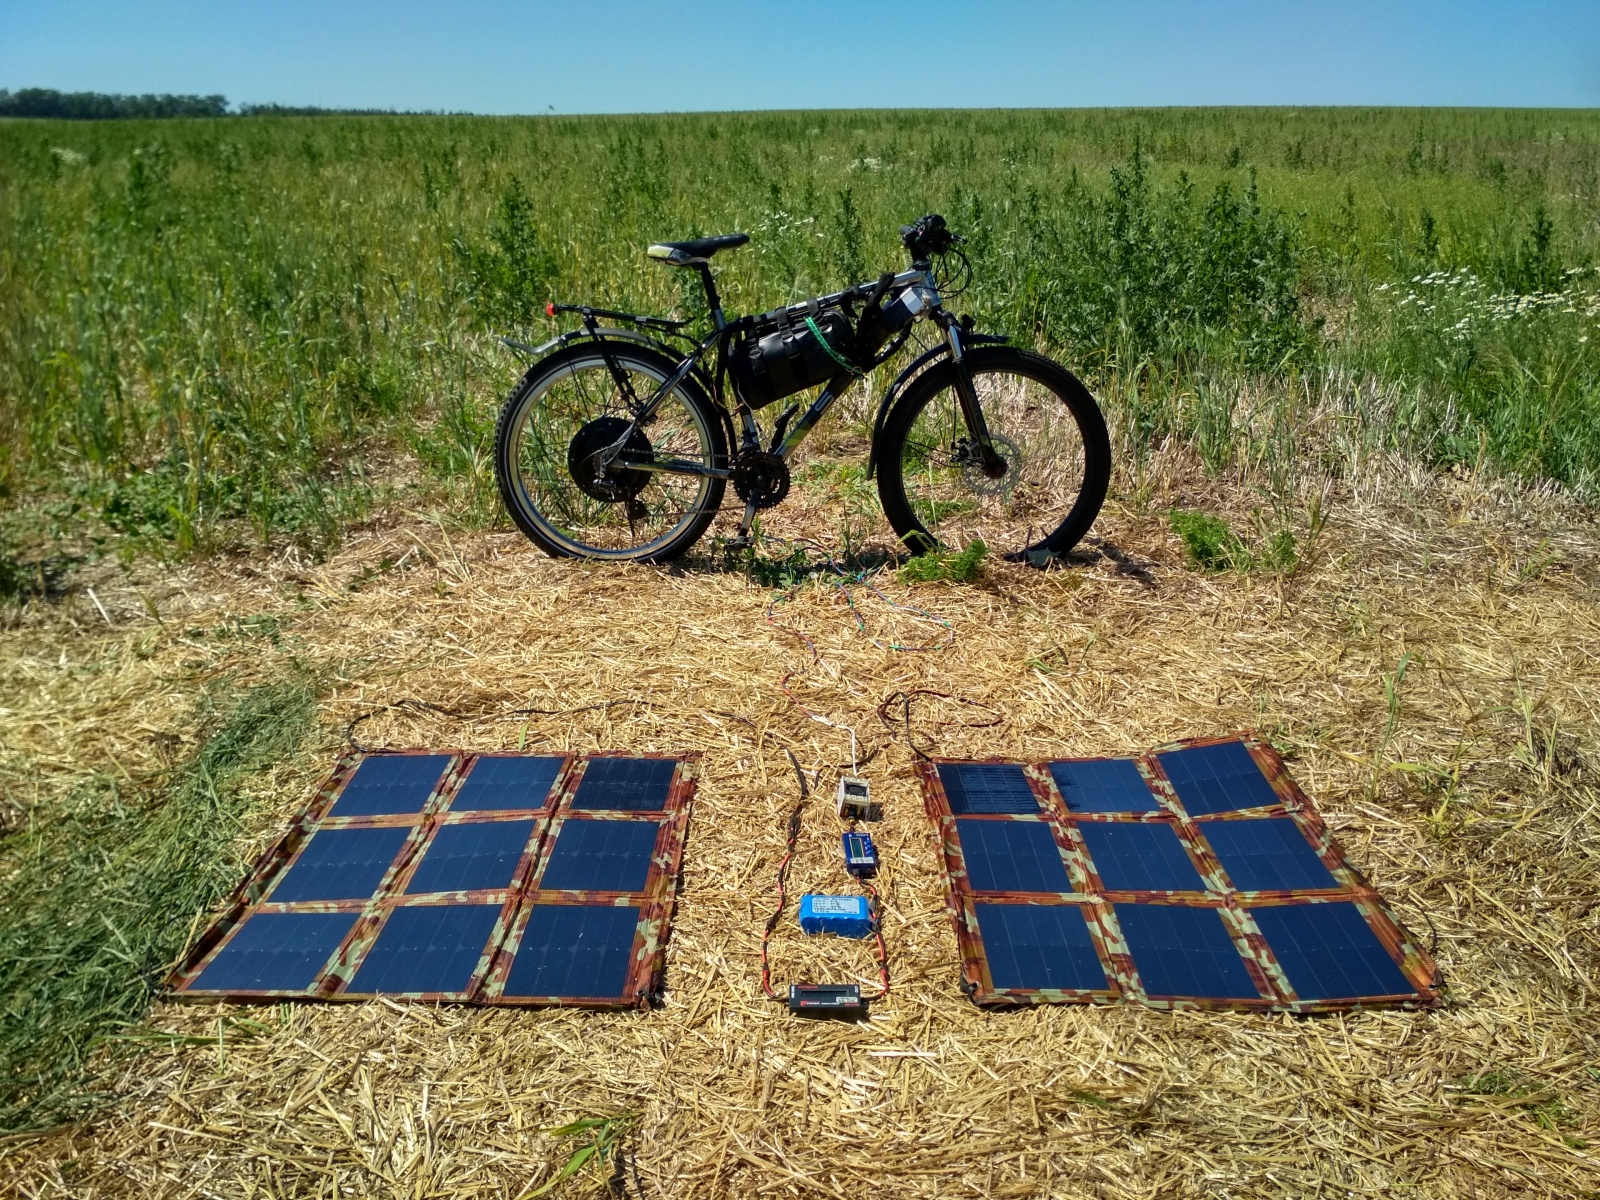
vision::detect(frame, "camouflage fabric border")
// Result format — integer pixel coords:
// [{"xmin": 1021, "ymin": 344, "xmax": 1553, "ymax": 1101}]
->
[
  {"xmin": 920, "ymin": 732, "xmax": 1444, "ymax": 1013},
  {"xmin": 169, "ymin": 750, "xmax": 698, "ymax": 1009}
]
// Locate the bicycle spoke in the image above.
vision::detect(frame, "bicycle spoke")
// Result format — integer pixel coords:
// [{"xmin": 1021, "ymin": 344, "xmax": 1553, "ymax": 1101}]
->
[
  {"xmin": 895, "ymin": 364, "xmax": 1089, "ymax": 554},
  {"xmin": 507, "ymin": 354, "xmax": 714, "ymax": 556}
]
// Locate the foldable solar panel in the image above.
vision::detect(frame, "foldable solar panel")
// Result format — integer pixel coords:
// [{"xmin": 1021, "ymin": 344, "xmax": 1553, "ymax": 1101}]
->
[
  {"xmin": 452, "ymin": 755, "xmax": 564, "ymax": 812},
  {"xmin": 1050, "ymin": 758, "xmax": 1161, "ymax": 814},
  {"xmin": 573, "ymin": 756, "xmax": 677, "ymax": 811},
  {"xmin": 328, "ymin": 753, "xmax": 453, "ymax": 817},
  {"xmin": 920, "ymin": 735, "xmax": 1441, "ymax": 1012},
  {"xmin": 171, "ymin": 750, "xmax": 697, "ymax": 1009},
  {"xmin": 500, "ymin": 904, "xmax": 643, "ymax": 1001},
  {"xmin": 937, "ymin": 763, "xmax": 1040, "ymax": 814}
]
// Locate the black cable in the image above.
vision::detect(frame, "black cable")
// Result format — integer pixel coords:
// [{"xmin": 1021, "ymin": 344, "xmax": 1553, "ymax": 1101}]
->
[
  {"xmin": 760, "ymin": 749, "xmax": 810, "ymax": 1001},
  {"xmin": 875, "ymin": 688, "xmax": 1004, "ymax": 761}
]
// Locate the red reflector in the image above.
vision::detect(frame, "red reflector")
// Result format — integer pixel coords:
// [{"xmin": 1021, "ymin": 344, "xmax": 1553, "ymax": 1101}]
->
[{"xmin": 545, "ymin": 302, "xmax": 556, "ymax": 317}]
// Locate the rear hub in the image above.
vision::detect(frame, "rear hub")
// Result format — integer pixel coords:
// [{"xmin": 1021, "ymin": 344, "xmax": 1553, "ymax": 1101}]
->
[{"xmin": 568, "ymin": 416, "xmax": 652, "ymax": 503}]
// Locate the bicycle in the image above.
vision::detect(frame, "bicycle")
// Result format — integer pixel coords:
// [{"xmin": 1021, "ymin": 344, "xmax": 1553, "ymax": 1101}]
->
[{"xmin": 492, "ymin": 213, "xmax": 1111, "ymax": 565}]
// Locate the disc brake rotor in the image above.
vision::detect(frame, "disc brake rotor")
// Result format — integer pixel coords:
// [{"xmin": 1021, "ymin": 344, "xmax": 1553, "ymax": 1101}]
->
[
  {"xmin": 958, "ymin": 433, "xmax": 1023, "ymax": 498},
  {"xmin": 568, "ymin": 416, "xmax": 652, "ymax": 503}
]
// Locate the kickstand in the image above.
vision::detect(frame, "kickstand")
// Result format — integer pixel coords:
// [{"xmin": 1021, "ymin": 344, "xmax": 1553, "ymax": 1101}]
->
[{"xmin": 725, "ymin": 499, "xmax": 760, "ymax": 551}]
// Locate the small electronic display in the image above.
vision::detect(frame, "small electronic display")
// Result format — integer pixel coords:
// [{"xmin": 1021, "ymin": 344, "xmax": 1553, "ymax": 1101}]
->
[{"xmin": 842, "ymin": 831, "xmax": 878, "ymax": 877}]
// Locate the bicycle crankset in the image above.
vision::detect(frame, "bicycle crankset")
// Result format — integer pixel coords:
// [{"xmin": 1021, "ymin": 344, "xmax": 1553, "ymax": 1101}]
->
[
  {"xmin": 568, "ymin": 416, "xmax": 652, "ymax": 503},
  {"xmin": 732, "ymin": 450, "xmax": 791, "ymax": 509}
]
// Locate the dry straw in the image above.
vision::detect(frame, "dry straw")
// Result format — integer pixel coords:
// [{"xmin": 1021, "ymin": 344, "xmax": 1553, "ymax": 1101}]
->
[{"xmin": 1, "ymin": 450, "xmax": 1597, "ymax": 1198}]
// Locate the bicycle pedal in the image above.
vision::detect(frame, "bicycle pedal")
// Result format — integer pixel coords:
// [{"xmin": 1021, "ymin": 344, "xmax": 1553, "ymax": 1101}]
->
[{"xmin": 724, "ymin": 534, "xmax": 754, "ymax": 552}]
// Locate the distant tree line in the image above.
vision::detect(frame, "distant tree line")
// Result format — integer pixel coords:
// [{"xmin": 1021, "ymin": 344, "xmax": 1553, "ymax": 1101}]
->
[{"xmin": 0, "ymin": 88, "xmax": 422, "ymax": 119}]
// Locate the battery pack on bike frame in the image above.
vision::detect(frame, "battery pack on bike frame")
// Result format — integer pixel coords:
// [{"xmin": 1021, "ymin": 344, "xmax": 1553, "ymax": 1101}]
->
[{"xmin": 730, "ymin": 300, "xmax": 857, "ymax": 409}]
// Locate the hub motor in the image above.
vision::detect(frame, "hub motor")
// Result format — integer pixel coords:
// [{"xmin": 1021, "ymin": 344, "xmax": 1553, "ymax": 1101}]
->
[
  {"xmin": 567, "ymin": 416, "xmax": 652, "ymax": 503},
  {"xmin": 954, "ymin": 433, "xmax": 1022, "ymax": 498}
]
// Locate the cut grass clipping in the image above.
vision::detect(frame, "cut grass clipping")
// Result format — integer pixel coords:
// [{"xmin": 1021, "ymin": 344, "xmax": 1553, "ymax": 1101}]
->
[
  {"xmin": 522, "ymin": 1111, "xmax": 640, "ymax": 1198},
  {"xmin": 898, "ymin": 538, "xmax": 987, "ymax": 584},
  {"xmin": 0, "ymin": 678, "xmax": 317, "ymax": 1134}
]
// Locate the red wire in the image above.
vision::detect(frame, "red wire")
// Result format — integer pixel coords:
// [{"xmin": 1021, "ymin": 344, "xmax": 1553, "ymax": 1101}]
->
[{"xmin": 863, "ymin": 879, "xmax": 890, "ymax": 999}]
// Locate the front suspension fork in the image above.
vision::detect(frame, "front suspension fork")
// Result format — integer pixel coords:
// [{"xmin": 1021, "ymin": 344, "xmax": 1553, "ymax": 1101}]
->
[{"xmin": 944, "ymin": 318, "xmax": 1006, "ymax": 477}]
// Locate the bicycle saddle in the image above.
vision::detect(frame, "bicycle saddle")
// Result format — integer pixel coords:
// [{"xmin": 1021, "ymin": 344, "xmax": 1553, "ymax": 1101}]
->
[{"xmin": 646, "ymin": 233, "xmax": 750, "ymax": 266}]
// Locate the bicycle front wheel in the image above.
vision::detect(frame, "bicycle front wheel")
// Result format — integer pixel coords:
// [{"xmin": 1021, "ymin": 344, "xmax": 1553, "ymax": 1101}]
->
[
  {"xmin": 876, "ymin": 346, "xmax": 1111, "ymax": 561},
  {"xmin": 494, "ymin": 342, "xmax": 728, "ymax": 561}
]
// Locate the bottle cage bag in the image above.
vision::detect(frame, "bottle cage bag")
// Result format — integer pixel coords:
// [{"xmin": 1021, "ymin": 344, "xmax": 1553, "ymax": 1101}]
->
[{"xmin": 729, "ymin": 300, "xmax": 857, "ymax": 410}]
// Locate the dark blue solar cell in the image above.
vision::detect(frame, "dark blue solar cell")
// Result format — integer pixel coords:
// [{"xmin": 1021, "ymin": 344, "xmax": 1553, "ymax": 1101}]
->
[
  {"xmin": 1114, "ymin": 904, "xmax": 1263, "ymax": 999},
  {"xmin": 573, "ymin": 758, "xmax": 677, "ymax": 811},
  {"xmin": 1156, "ymin": 741, "xmax": 1280, "ymax": 816},
  {"xmin": 453, "ymin": 756, "xmax": 563, "ymax": 811},
  {"xmin": 191, "ymin": 911, "xmax": 356, "ymax": 993},
  {"xmin": 538, "ymin": 819, "xmax": 660, "ymax": 892},
  {"xmin": 954, "ymin": 819, "xmax": 1072, "ymax": 893},
  {"xmin": 1076, "ymin": 822, "xmax": 1207, "ymax": 891},
  {"xmin": 974, "ymin": 902, "xmax": 1109, "ymax": 992},
  {"xmin": 269, "ymin": 826, "xmax": 412, "ymax": 902},
  {"xmin": 405, "ymin": 820, "xmax": 538, "ymax": 894},
  {"xmin": 1251, "ymin": 902, "xmax": 1417, "ymax": 1000},
  {"xmin": 938, "ymin": 763, "xmax": 1040, "ymax": 814},
  {"xmin": 347, "ymin": 904, "xmax": 501, "ymax": 994},
  {"xmin": 1202, "ymin": 818, "xmax": 1339, "ymax": 891},
  {"xmin": 501, "ymin": 904, "xmax": 640, "ymax": 999},
  {"xmin": 330, "ymin": 754, "xmax": 453, "ymax": 817},
  {"xmin": 1050, "ymin": 758, "xmax": 1160, "ymax": 813}
]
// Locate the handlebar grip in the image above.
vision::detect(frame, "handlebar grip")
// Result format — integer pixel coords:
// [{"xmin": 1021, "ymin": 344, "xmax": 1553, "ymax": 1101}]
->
[{"xmin": 900, "ymin": 214, "xmax": 953, "ymax": 259}]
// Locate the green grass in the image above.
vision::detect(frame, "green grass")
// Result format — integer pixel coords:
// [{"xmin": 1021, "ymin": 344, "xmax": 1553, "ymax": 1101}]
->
[
  {"xmin": 0, "ymin": 678, "xmax": 318, "ymax": 1133},
  {"xmin": 1170, "ymin": 510, "xmax": 1249, "ymax": 571},
  {"xmin": 1455, "ymin": 1068, "xmax": 1580, "ymax": 1137},
  {"xmin": 1, "ymin": 108, "xmax": 1598, "ymax": 559},
  {"xmin": 899, "ymin": 537, "xmax": 987, "ymax": 584},
  {"xmin": 1169, "ymin": 509, "xmax": 1298, "ymax": 574}
]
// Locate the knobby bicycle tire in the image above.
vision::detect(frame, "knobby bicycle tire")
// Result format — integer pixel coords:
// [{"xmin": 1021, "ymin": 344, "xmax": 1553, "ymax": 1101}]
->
[{"xmin": 875, "ymin": 346, "xmax": 1111, "ymax": 562}]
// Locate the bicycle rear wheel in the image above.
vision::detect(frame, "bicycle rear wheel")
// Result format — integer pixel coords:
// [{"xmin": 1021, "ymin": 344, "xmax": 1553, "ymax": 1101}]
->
[
  {"xmin": 493, "ymin": 342, "xmax": 728, "ymax": 562},
  {"xmin": 875, "ymin": 346, "xmax": 1110, "ymax": 561}
]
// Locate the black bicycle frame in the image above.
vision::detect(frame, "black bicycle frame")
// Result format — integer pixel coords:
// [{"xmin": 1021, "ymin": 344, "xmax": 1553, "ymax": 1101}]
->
[{"xmin": 536, "ymin": 261, "xmax": 1009, "ymax": 514}]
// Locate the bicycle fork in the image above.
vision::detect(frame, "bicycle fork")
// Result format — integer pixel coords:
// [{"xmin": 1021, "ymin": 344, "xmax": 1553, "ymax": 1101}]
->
[{"xmin": 942, "ymin": 316, "xmax": 1007, "ymax": 478}]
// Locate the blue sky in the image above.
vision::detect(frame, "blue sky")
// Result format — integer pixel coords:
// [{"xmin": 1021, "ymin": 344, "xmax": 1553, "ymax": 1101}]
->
[{"xmin": 2, "ymin": 1, "xmax": 1596, "ymax": 111}]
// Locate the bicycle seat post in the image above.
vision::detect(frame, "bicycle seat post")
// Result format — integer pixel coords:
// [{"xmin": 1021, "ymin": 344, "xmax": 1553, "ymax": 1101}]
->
[{"xmin": 698, "ymin": 264, "xmax": 726, "ymax": 331}]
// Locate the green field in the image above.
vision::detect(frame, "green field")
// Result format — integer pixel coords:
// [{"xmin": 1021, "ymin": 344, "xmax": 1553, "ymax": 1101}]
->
[
  {"xmin": 2, "ymin": 108, "xmax": 1599, "ymax": 1195},
  {"xmin": 2, "ymin": 107, "xmax": 1598, "ymax": 568}
]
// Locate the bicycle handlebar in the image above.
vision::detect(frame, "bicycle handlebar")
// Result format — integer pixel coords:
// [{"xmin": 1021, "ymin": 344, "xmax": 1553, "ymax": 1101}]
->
[{"xmin": 900, "ymin": 213, "xmax": 958, "ymax": 261}]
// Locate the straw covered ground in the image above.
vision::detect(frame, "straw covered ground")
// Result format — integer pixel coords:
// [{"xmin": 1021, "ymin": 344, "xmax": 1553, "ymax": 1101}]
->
[{"xmin": 2, "ymin": 448, "xmax": 1599, "ymax": 1198}]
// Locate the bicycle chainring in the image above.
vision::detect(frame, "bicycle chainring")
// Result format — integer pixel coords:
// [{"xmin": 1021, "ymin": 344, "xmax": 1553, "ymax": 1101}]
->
[
  {"xmin": 732, "ymin": 450, "xmax": 791, "ymax": 510},
  {"xmin": 568, "ymin": 416, "xmax": 652, "ymax": 503},
  {"xmin": 956, "ymin": 433, "xmax": 1022, "ymax": 498}
]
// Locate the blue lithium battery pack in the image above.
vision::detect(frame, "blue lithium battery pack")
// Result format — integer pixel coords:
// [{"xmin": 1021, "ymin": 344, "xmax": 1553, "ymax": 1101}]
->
[{"xmin": 798, "ymin": 893, "xmax": 873, "ymax": 938}]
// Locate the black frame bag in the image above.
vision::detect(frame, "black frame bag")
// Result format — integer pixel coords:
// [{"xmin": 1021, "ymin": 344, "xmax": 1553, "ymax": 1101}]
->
[{"xmin": 729, "ymin": 300, "xmax": 858, "ymax": 410}]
